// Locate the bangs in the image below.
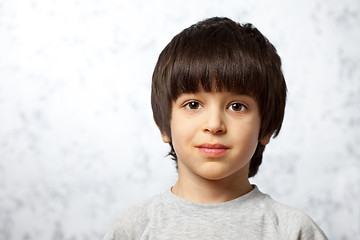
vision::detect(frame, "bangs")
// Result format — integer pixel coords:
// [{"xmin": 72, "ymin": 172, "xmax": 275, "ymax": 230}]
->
[{"xmin": 167, "ymin": 23, "xmax": 267, "ymax": 101}]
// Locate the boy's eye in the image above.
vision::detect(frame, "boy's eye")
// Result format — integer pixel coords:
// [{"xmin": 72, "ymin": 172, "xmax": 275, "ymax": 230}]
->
[
  {"xmin": 228, "ymin": 102, "xmax": 246, "ymax": 112},
  {"xmin": 184, "ymin": 101, "xmax": 202, "ymax": 110}
]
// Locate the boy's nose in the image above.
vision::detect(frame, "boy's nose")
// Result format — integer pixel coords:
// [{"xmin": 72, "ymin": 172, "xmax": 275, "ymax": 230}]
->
[{"xmin": 203, "ymin": 110, "xmax": 226, "ymax": 135}]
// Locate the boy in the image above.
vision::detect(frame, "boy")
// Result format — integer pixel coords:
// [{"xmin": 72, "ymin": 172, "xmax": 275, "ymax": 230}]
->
[{"xmin": 104, "ymin": 17, "xmax": 328, "ymax": 239}]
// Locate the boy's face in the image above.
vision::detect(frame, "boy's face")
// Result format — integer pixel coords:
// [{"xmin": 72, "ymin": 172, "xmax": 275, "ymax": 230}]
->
[{"xmin": 162, "ymin": 91, "xmax": 270, "ymax": 182}]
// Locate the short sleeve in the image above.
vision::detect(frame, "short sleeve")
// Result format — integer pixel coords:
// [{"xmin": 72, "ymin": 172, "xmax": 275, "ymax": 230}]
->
[
  {"xmin": 291, "ymin": 213, "xmax": 328, "ymax": 240},
  {"xmin": 102, "ymin": 199, "xmax": 153, "ymax": 240}
]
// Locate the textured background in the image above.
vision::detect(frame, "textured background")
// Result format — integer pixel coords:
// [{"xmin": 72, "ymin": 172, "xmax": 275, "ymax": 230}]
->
[{"xmin": 1, "ymin": 0, "xmax": 359, "ymax": 239}]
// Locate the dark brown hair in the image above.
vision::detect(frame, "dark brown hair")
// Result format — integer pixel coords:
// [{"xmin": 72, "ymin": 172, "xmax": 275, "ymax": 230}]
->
[{"xmin": 151, "ymin": 17, "xmax": 287, "ymax": 177}]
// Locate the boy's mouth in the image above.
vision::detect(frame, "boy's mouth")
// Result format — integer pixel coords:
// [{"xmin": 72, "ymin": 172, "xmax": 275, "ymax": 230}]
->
[{"xmin": 196, "ymin": 144, "xmax": 229, "ymax": 157}]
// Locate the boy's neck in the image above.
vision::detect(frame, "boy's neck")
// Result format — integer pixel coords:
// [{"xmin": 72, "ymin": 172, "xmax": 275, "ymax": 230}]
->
[{"xmin": 171, "ymin": 168, "xmax": 253, "ymax": 204}]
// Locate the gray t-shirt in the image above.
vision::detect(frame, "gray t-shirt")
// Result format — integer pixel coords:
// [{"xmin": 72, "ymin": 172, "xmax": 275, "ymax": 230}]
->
[{"xmin": 103, "ymin": 186, "xmax": 328, "ymax": 240}]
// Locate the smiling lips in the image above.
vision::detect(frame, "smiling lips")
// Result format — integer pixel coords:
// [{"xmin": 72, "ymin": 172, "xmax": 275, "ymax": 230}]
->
[{"xmin": 196, "ymin": 144, "xmax": 229, "ymax": 157}]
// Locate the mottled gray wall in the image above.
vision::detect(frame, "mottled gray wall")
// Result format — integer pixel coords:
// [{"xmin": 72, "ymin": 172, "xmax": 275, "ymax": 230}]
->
[{"xmin": 0, "ymin": 0, "xmax": 359, "ymax": 239}]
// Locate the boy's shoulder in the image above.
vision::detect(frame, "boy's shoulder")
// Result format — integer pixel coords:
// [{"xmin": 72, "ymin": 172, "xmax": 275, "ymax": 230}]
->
[
  {"xmin": 103, "ymin": 192, "xmax": 166, "ymax": 240},
  {"xmin": 260, "ymin": 192, "xmax": 327, "ymax": 239}
]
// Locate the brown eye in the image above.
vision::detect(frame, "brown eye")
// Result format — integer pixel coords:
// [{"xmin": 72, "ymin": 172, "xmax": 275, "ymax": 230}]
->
[
  {"xmin": 229, "ymin": 102, "xmax": 246, "ymax": 112},
  {"xmin": 185, "ymin": 101, "xmax": 202, "ymax": 110}
]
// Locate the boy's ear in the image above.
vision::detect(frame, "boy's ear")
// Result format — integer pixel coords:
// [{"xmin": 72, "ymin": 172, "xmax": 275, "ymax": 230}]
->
[
  {"xmin": 161, "ymin": 132, "xmax": 171, "ymax": 143},
  {"xmin": 152, "ymin": 116, "xmax": 171, "ymax": 143},
  {"xmin": 259, "ymin": 134, "xmax": 271, "ymax": 145}
]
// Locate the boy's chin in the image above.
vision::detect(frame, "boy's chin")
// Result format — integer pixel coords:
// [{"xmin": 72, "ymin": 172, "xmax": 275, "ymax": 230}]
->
[{"xmin": 195, "ymin": 166, "xmax": 247, "ymax": 182}]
